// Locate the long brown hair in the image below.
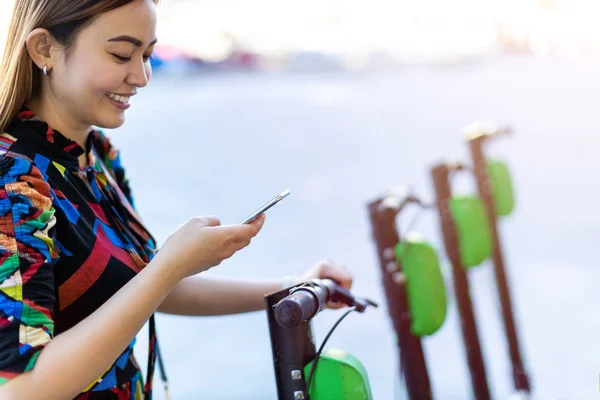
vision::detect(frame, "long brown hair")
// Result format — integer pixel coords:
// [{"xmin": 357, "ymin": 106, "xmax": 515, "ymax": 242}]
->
[{"xmin": 0, "ymin": 0, "xmax": 159, "ymax": 131}]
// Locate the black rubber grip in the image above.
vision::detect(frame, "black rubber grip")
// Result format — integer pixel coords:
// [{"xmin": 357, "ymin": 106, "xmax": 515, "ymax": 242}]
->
[{"xmin": 274, "ymin": 290, "xmax": 319, "ymax": 328}]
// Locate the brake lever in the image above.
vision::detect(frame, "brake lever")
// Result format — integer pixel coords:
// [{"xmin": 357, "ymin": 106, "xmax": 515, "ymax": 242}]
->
[
  {"xmin": 331, "ymin": 285, "xmax": 379, "ymax": 313},
  {"xmin": 353, "ymin": 297, "xmax": 379, "ymax": 313}
]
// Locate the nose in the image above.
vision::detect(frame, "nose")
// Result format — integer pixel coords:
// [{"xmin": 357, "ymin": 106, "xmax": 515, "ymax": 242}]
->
[{"xmin": 125, "ymin": 57, "xmax": 150, "ymax": 88}]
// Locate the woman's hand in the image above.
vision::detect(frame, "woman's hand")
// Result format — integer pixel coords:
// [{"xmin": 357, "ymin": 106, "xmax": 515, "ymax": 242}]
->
[
  {"xmin": 156, "ymin": 214, "xmax": 266, "ymax": 280},
  {"xmin": 296, "ymin": 258, "xmax": 354, "ymax": 309}
]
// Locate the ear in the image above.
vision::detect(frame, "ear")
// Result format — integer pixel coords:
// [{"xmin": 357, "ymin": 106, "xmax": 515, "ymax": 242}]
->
[{"xmin": 25, "ymin": 28, "xmax": 59, "ymax": 72}]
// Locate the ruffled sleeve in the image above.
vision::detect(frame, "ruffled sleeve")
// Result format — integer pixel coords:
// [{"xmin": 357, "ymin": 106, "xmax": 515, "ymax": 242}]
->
[{"xmin": 0, "ymin": 155, "xmax": 57, "ymax": 384}]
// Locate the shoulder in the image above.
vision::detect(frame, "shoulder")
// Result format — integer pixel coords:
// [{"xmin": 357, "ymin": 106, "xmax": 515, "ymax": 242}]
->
[
  {"xmin": 0, "ymin": 117, "xmax": 53, "ymax": 205},
  {"xmin": 1, "ymin": 116, "xmax": 48, "ymax": 170},
  {"xmin": 0, "ymin": 119, "xmax": 52, "ymax": 195}
]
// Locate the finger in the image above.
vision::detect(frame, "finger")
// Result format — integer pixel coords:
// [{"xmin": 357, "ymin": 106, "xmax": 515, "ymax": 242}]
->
[
  {"xmin": 240, "ymin": 214, "xmax": 266, "ymax": 236},
  {"xmin": 322, "ymin": 261, "xmax": 353, "ymax": 290},
  {"xmin": 237, "ymin": 238, "xmax": 252, "ymax": 250},
  {"xmin": 226, "ymin": 225, "xmax": 256, "ymax": 249},
  {"xmin": 340, "ymin": 271, "xmax": 353, "ymax": 290},
  {"xmin": 339, "ymin": 262, "xmax": 353, "ymax": 289},
  {"xmin": 248, "ymin": 214, "xmax": 266, "ymax": 230},
  {"xmin": 201, "ymin": 215, "xmax": 221, "ymax": 227},
  {"xmin": 223, "ymin": 215, "xmax": 265, "ymax": 238},
  {"xmin": 326, "ymin": 301, "xmax": 346, "ymax": 309}
]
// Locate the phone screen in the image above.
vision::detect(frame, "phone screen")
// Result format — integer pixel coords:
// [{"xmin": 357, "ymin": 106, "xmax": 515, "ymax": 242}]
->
[{"xmin": 238, "ymin": 189, "xmax": 291, "ymax": 224}]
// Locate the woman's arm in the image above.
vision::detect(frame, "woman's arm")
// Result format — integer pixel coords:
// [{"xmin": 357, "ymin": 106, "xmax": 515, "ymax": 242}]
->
[
  {"xmin": 0, "ymin": 212, "xmax": 265, "ymax": 400},
  {"xmin": 157, "ymin": 275, "xmax": 283, "ymax": 316},
  {"xmin": 157, "ymin": 259, "xmax": 354, "ymax": 316},
  {"xmin": 0, "ymin": 253, "xmax": 180, "ymax": 400}
]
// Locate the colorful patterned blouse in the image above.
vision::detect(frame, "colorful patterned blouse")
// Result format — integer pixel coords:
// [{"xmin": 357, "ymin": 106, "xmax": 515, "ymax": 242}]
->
[{"xmin": 0, "ymin": 108, "xmax": 160, "ymax": 399}]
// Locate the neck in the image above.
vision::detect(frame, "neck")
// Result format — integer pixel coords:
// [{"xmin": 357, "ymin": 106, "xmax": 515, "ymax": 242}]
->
[{"xmin": 26, "ymin": 93, "xmax": 91, "ymax": 168}]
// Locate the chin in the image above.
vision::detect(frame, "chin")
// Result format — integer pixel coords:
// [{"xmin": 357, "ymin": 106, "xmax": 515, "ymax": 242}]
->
[{"xmin": 94, "ymin": 113, "xmax": 126, "ymax": 130}]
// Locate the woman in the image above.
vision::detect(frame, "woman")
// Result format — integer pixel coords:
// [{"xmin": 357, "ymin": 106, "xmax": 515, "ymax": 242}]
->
[{"xmin": 0, "ymin": 1, "xmax": 353, "ymax": 399}]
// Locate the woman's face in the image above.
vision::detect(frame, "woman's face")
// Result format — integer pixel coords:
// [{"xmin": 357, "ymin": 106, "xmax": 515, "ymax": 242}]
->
[{"xmin": 50, "ymin": 0, "xmax": 157, "ymax": 129}]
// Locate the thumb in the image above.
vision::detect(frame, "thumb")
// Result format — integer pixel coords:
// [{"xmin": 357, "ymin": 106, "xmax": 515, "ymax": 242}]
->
[{"xmin": 200, "ymin": 215, "xmax": 221, "ymax": 227}]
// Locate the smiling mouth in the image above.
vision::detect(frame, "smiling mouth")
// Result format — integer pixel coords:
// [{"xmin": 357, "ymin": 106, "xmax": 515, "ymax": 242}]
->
[{"xmin": 105, "ymin": 92, "xmax": 131, "ymax": 104}]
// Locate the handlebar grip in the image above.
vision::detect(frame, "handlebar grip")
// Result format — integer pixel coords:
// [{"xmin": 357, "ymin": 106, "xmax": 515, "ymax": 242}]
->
[
  {"xmin": 274, "ymin": 290, "xmax": 318, "ymax": 328},
  {"xmin": 274, "ymin": 281, "xmax": 332, "ymax": 328},
  {"xmin": 272, "ymin": 278, "xmax": 376, "ymax": 328}
]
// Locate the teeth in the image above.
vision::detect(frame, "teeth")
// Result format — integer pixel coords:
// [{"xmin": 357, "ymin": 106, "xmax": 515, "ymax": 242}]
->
[{"xmin": 107, "ymin": 93, "xmax": 130, "ymax": 104}]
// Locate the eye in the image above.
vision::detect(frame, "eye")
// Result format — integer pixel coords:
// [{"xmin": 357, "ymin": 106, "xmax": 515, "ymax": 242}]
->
[
  {"xmin": 143, "ymin": 54, "xmax": 154, "ymax": 62},
  {"xmin": 112, "ymin": 54, "xmax": 131, "ymax": 62}
]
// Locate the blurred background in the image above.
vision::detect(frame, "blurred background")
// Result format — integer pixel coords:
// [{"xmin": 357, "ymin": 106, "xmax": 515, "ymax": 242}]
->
[{"xmin": 2, "ymin": 0, "xmax": 600, "ymax": 399}]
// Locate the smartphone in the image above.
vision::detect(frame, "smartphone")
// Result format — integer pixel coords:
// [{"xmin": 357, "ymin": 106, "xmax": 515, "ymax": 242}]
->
[{"xmin": 238, "ymin": 189, "xmax": 291, "ymax": 225}]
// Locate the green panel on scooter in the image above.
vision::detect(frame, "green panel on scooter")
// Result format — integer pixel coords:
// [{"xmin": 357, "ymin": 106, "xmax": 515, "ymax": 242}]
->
[
  {"xmin": 395, "ymin": 239, "xmax": 447, "ymax": 336},
  {"xmin": 487, "ymin": 160, "xmax": 515, "ymax": 216},
  {"xmin": 304, "ymin": 348, "xmax": 373, "ymax": 400},
  {"xmin": 449, "ymin": 196, "xmax": 493, "ymax": 268}
]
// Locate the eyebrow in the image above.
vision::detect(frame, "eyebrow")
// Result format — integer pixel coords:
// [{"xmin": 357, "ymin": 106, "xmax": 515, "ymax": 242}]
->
[{"xmin": 108, "ymin": 35, "xmax": 158, "ymax": 47}]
